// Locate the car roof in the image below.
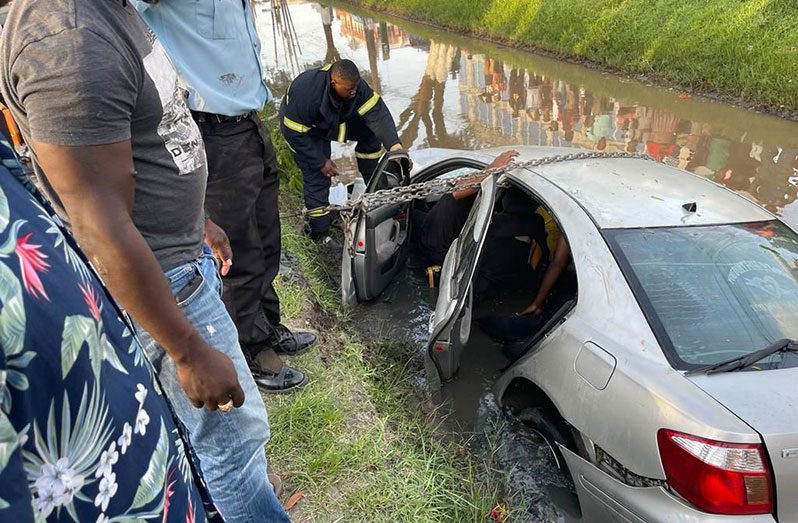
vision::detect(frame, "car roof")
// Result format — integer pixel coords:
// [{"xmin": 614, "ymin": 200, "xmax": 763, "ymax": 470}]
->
[{"xmin": 476, "ymin": 146, "xmax": 775, "ymax": 229}]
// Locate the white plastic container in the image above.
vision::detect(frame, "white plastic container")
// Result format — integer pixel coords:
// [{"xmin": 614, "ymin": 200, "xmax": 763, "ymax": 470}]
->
[
  {"xmin": 328, "ymin": 182, "xmax": 348, "ymax": 206},
  {"xmin": 350, "ymin": 176, "xmax": 366, "ymax": 200}
]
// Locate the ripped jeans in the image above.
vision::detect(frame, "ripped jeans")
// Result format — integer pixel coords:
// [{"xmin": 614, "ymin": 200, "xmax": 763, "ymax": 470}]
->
[{"xmin": 135, "ymin": 245, "xmax": 289, "ymax": 523}]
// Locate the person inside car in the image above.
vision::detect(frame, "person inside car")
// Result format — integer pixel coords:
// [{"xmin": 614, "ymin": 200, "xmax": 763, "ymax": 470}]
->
[
  {"xmin": 520, "ymin": 236, "xmax": 572, "ymax": 316},
  {"xmin": 472, "ymin": 187, "xmax": 548, "ymax": 301},
  {"xmin": 477, "ymin": 230, "xmax": 573, "ymax": 355},
  {"xmin": 420, "ymin": 150, "xmax": 520, "ymax": 266}
]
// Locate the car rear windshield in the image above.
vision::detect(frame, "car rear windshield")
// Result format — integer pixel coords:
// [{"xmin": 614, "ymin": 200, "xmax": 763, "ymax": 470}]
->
[{"xmin": 606, "ymin": 221, "xmax": 798, "ymax": 369}]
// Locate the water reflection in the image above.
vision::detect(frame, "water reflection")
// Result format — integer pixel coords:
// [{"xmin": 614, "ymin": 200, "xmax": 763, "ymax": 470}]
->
[
  {"xmin": 257, "ymin": 1, "xmax": 798, "ymax": 224},
  {"xmin": 318, "ymin": 5, "xmax": 341, "ymax": 65},
  {"xmin": 265, "ymin": 0, "xmax": 304, "ymax": 78}
]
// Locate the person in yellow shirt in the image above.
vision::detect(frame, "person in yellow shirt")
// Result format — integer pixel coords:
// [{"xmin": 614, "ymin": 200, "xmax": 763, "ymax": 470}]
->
[{"xmin": 521, "ymin": 236, "xmax": 571, "ymax": 316}]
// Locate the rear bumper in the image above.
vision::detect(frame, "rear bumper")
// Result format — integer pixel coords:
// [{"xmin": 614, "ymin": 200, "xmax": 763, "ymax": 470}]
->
[{"xmin": 560, "ymin": 446, "xmax": 776, "ymax": 523}]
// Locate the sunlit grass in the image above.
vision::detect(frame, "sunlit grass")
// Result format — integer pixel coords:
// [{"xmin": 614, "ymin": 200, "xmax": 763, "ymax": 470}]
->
[
  {"xmin": 345, "ymin": 0, "xmax": 798, "ymax": 109},
  {"xmin": 265, "ymin": 333, "xmax": 499, "ymax": 521},
  {"xmin": 280, "ymin": 216, "xmax": 341, "ymax": 316}
]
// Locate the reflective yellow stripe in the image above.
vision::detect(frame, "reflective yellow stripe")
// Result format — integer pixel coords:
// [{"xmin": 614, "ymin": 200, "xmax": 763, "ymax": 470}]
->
[
  {"xmin": 307, "ymin": 207, "xmax": 330, "ymax": 217},
  {"xmin": 320, "ymin": 64, "xmax": 331, "ymax": 71},
  {"xmin": 357, "ymin": 92, "xmax": 380, "ymax": 116},
  {"xmin": 355, "ymin": 149, "xmax": 383, "ymax": 160},
  {"xmin": 337, "ymin": 123, "xmax": 347, "ymax": 143},
  {"xmin": 283, "ymin": 117, "xmax": 310, "ymax": 133}
]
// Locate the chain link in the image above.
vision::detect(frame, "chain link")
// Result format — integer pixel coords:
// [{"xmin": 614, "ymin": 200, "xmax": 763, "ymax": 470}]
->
[
  {"xmin": 319, "ymin": 151, "xmax": 652, "ymax": 216},
  {"xmin": 316, "ymin": 151, "xmax": 654, "ymax": 254}
]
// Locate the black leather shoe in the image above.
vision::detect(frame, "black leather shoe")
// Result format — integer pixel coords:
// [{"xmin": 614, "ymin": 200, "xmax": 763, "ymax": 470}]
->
[
  {"xmin": 319, "ymin": 236, "xmax": 344, "ymax": 253},
  {"xmin": 268, "ymin": 324, "xmax": 317, "ymax": 356},
  {"xmin": 309, "ymin": 230, "xmax": 343, "ymax": 251},
  {"xmin": 250, "ymin": 364, "xmax": 308, "ymax": 394}
]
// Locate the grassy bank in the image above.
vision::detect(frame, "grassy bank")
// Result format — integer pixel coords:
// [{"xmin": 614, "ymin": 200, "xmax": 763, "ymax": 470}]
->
[
  {"xmin": 341, "ymin": 0, "xmax": 797, "ymax": 111},
  {"xmin": 262, "ymin": 114, "xmax": 501, "ymax": 521}
]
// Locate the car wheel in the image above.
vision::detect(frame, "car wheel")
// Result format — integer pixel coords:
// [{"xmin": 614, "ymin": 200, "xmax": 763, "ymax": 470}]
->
[
  {"xmin": 500, "ymin": 407, "xmax": 582, "ymax": 520},
  {"xmin": 517, "ymin": 407, "xmax": 576, "ymax": 475}
]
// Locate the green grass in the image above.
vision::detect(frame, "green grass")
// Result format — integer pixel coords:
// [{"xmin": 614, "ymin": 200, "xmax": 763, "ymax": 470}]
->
[
  {"xmin": 280, "ymin": 220, "xmax": 340, "ymax": 316},
  {"xmin": 342, "ymin": 0, "xmax": 798, "ymax": 110},
  {"xmin": 265, "ymin": 119, "xmax": 501, "ymax": 521},
  {"xmin": 265, "ymin": 326, "xmax": 499, "ymax": 521}
]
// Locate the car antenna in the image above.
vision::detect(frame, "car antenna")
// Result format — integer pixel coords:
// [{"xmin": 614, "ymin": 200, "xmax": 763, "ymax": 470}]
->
[{"xmin": 682, "ymin": 202, "xmax": 697, "ymax": 212}]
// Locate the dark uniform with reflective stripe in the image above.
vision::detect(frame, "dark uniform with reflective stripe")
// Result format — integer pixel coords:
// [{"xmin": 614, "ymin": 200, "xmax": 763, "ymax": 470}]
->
[{"xmin": 279, "ymin": 65, "xmax": 401, "ymax": 233}]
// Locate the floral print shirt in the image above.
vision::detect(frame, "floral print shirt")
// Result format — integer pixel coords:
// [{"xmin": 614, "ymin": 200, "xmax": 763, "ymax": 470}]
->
[{"xmin": 0, "ymin": 137, "xmax": 221, "ymax": 522}]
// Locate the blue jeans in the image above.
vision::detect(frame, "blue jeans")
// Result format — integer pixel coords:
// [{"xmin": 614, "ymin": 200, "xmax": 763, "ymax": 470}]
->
[{"xmin": 136, "ymin": 246, "xmax": 290, "ymax": 523}]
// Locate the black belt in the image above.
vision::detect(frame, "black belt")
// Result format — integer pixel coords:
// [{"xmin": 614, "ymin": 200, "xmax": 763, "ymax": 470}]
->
[{"xmin": 191, "ymin": 110, "xmax": 254, "ymax": 124}]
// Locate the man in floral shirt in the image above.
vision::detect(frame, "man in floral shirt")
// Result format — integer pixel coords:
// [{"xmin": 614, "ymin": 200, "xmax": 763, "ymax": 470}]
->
[
  {"xmin": 0, "ymin": 134, "xmax": 222, "ymax": 521},
  {"xmin": 0, "ymin": 1, "xmax": 287, "ymax": 520}
]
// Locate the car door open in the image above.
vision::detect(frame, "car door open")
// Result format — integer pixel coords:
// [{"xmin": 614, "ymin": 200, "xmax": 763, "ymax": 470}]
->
[
  {"xmin": 342, "ymin": 151, "xmax": 412, "ymax": 306},
  {"xmin": 427, "ymin": 175, "xmax": 498, "ymax": 383}
]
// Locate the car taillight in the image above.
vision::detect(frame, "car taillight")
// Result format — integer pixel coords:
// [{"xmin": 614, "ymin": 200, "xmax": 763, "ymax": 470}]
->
[{"xmin": 657, "ymin": 429, "xmax": 773, "ymax": 515}]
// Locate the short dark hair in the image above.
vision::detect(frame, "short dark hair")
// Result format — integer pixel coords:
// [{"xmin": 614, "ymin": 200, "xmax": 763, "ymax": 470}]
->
[{"xmin": 330, "ymin": 60, "xmax": 360, "ymax": 83}]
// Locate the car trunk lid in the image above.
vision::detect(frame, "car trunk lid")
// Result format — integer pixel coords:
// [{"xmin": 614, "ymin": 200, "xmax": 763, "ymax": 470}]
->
[{"xmin": 688, "ymin": 368, "xmax": 798, "ymax": 521}]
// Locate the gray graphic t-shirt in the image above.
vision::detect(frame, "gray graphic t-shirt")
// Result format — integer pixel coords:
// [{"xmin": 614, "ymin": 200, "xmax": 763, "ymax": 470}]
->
[{"xmin": 0, "ymin": 0, "xmax": 206, "ymax": 270}]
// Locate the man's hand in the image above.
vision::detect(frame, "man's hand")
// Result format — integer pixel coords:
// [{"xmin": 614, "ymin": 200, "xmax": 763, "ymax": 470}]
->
[
  {"xmin": 389, "ymin": 143, "xmax": 413, "ymax": 173},
  {"xmin": 520, "ymin": 301, "xmax": 543, "ymax": 316},
  {"xmin": 174, "ymin": 334, "xmax": 246, "ymax": 410},
  {"xmin": 489, "ymin": 149, "xmax": 520, "ymax": 169},
  {"xmin": 204, "ymin": 218, "xmax": 232, "ymax": 276},
  {"xmin": 320, "ymin": 159, "xmax": 339, "ymax": 178},
  {"xmin": 452, "ymin": 149, "xmax": 520, "ymax": 200}
]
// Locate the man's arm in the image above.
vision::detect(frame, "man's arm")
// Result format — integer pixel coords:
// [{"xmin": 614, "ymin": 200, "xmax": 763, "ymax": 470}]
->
[
  {"xmin": 521, "ymin": 236, "xmax": 571, "ymax": 315},
  {"xmin": 280, "ymin": 85, "xmax": 328, "ymax": 172},
  {"xmin": 356, "ymin": 80, "xmax": 401, "ymax": 150},
  {"xmin": 452, "ymin": 150, "xmax": 519, "ymax": 200},
  {"xmin": 204, "ymin": 217, "xmax": 232, "ymax": 276},
  {"xmin": 33, "ymin": 140, "xmax": 243, "ymax": 410}
]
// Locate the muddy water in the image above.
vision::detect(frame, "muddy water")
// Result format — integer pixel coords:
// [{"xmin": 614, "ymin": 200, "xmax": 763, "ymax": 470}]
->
[{"xmin": 259, "ymin": 2, "xmax": 798, "ymax": 519}]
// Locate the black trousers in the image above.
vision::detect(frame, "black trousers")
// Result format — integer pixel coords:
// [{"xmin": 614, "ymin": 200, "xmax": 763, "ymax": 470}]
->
[
  {"xmin": 298, "ymin": 117, "xmax": 382, "ymax": 233},
  {"xmin": 199, "ymin": 113, "xmax": 281, "ymax": 355}
]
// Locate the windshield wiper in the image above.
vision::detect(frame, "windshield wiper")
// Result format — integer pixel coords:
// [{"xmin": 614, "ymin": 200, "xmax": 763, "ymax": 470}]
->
[{"xmin": 686, "ymin": 338, "xmax": 798, "ymax": 376}]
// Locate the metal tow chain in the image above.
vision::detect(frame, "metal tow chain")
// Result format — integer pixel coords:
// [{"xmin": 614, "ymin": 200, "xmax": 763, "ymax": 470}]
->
[{"xmin": 307, "ymin": 151, "xmax": 654, "ymax": 253}]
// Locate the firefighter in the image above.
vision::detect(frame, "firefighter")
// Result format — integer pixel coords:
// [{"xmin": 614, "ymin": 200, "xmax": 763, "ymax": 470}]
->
[{"xmin": 279, "ymin": 59, "xmax": 405, "ymax": 241}]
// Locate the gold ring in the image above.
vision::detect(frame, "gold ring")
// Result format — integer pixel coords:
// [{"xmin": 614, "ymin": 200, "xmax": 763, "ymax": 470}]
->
[{"xmin": 218, "ymin": 399, "xmax": 234, "ymax": 413}]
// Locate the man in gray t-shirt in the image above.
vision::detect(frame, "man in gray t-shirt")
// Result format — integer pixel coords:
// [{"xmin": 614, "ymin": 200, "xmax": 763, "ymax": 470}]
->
[
  {"xmin": 2, "ymin": 1, "xmax": 205, "ymax": 270},
  {"xmin": 0, "ymin": 1, "xmax": 288, "ymax": 520}
]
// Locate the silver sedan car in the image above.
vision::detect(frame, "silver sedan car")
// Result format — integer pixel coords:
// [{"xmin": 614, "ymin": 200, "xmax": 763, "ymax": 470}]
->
[{"xmin": 341, "ymin": 146, "xmax": 798, "ymax": 522}]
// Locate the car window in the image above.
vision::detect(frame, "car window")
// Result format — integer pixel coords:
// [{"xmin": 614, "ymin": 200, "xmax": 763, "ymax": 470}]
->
[{"xmin": 606, "ymin": 221, "xmax": 798, "ymax": 369}]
